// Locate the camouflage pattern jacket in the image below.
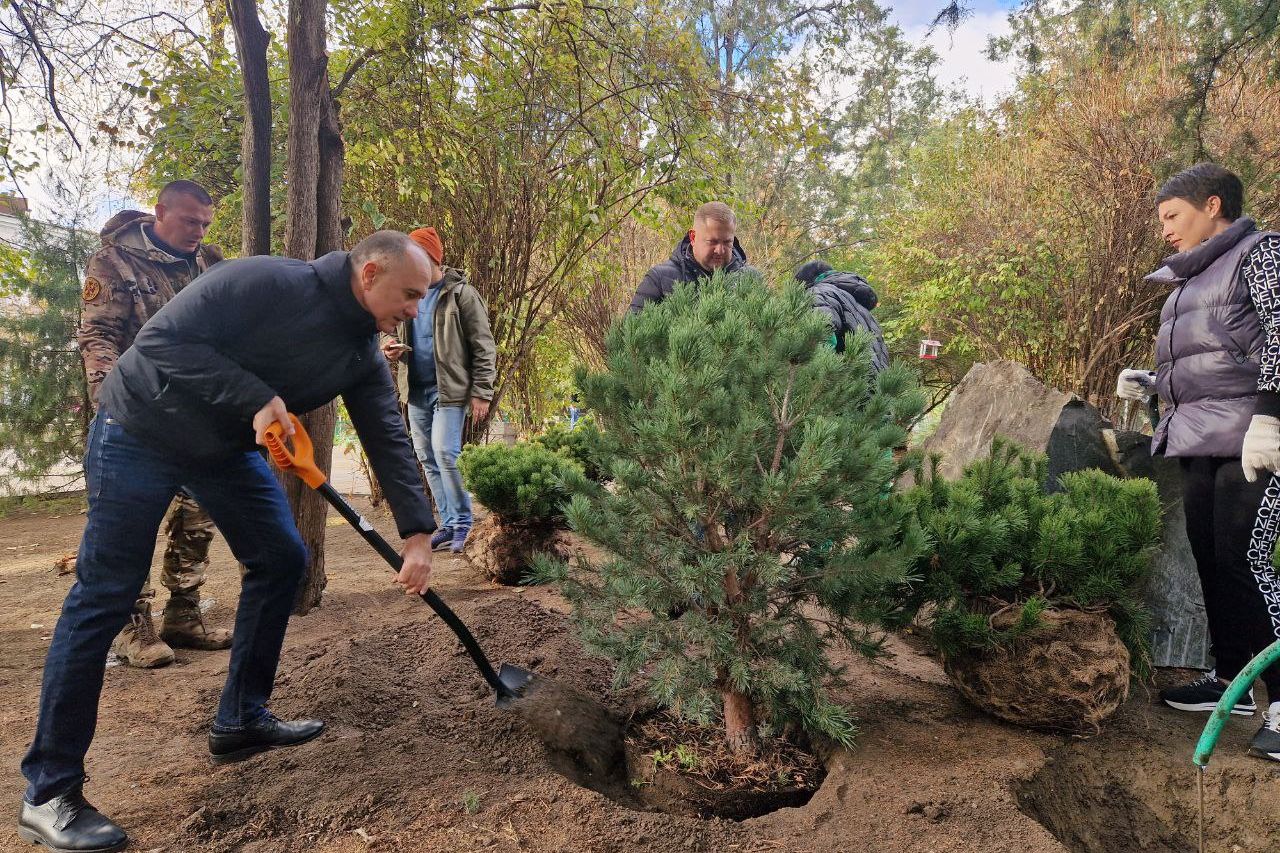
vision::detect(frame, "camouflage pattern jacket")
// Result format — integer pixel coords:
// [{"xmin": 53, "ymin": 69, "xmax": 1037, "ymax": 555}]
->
[{"xmin": 78, "ymin": 210, "xmax": 224, "ymax": 403}]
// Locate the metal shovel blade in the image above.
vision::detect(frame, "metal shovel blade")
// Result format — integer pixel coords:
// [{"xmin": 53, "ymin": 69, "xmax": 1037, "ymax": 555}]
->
[{"xmin": 495, "ymin": 664, "xmax": 536, "ymax": 708}]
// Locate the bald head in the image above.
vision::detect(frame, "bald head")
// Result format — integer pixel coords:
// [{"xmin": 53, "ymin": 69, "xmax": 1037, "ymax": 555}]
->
[
  {"xmin": 350, "ymin": 230, "xmax": 434, "ymax": 333},
  {"xmin": 351, "ymin": 230, "xmax": 432, "ymax": 273}
]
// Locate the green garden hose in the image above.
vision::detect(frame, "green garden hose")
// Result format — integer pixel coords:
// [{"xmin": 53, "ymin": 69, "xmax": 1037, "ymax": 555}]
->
[{"xmin": 1193, "ymin": 639, "xmax": 1280, "ymax": 767}]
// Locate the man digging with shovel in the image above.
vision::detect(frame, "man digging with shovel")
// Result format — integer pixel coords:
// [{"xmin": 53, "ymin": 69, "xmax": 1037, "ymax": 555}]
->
[{"xmin": 18, "ymin": 231, "xmax": 439, "ymax": 853}]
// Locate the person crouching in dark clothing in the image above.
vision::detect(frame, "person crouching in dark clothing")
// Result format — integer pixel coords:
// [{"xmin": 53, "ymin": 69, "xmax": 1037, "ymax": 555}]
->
[{"xmin": 795, "ymin": 260, "xmax": 889, "ymax": 373}]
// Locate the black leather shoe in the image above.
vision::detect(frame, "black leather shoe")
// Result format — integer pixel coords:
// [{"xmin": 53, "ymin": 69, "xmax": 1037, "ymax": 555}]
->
[
  {"xmin": 208, "ymin": 713, "xmax": 325, "ymax": 764},
  {"xmin": 18, "ymin": 783, "xmax": 128, "ymax": 852}
]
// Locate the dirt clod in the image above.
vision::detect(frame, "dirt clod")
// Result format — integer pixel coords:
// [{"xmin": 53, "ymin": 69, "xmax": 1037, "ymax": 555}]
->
[{"xmin": 507, "ymin": 676, "xmax": 625, "ymax": 779}]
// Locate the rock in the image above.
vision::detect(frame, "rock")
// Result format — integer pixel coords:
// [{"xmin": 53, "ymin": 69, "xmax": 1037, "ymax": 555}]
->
[
  {"xmin": 1108, "ymin": 430, "xmax": 1210, "ymax": 669},
  {"xmin": 923, "ymin": 804, "xmax": 948, "ymax": 822},
  {"xmin": 919, "ymin": 360, "xmax": 1120, "ymax": 490}
]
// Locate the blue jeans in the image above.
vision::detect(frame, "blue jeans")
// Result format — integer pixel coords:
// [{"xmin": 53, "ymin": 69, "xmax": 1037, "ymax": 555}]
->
[
  {"xmin": 21, "ymin": 411, "xmax": 307, "ymax": 805},
  {"xmin": 406, "ymin": 385, "xmax": 472, "ymax": 530}
]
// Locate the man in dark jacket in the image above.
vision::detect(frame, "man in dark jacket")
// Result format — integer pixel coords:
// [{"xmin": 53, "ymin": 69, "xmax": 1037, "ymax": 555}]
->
[
  {"xmin": 629, "ymin": 201, "xmax": 756, "ymax": 312},
  {"xmin": 794, "ymin": 260, "xmax": 889, "ymax": 373},
  {"xmin": 18, "ymin": 231, "xmax": 437, "ymax": 853},
  {"xmin": 1116, "ymin": 163, "xmax": 1280, "ymax": 764}
]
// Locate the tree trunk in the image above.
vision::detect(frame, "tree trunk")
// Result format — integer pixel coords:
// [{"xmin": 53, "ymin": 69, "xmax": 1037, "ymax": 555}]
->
[
  {"xmin": 228, "ymin": 0, "xmax": 272, "ymax": 255},
  {"xmin": 361, "ymin": 451, "xmax": 384, "ymax": 506},
  {"xmin": 206, "ymin": 0, "xmax": 229, "ymax": 48},
  {"xmin": 719, "ymin": 557, "xmax": 758, "ymax": 754},
  {"xmin": 722, "ymin": 687, "xmax": 759, "ymax": 755},
  {"xmin": 282, "ymin": 0, "xmax": 345, "ymax": 614}
]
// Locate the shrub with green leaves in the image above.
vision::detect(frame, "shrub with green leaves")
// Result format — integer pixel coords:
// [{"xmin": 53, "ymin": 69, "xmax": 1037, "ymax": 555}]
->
[
  {"xmin": 458, "ymin": 441, "xmax": 579, "ymax": 526},
  {"xmin": 891, "ymin": 438, "xmax": 1162, "ymax": 673},
  {"xmin": 532, "ymin": 273, "xmax": 927, "ymax": 755},
  {"xmin": 533, "ymin": 416, "xmax": 607, "ymax": 483}
]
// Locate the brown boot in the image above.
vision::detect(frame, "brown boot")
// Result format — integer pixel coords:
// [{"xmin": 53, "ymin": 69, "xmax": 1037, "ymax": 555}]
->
[
  {"xmin": 111, "ymin": 605, "xmax": 176, "ymax": 668},
  {"xmin": 160, "ymin": 600, "xmax": 232, "ymax": 650}
]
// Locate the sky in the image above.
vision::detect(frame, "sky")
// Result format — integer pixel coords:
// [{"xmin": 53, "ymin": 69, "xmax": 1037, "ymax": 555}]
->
[{"xmin": 890, "ymin": 0, "xmax": 1020, "ymax": 103}]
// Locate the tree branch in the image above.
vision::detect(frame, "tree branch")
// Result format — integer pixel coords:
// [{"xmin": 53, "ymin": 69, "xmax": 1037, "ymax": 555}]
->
[{"xmin": 8, "ymin": 0, "xmax": 79, "ymax": 149}]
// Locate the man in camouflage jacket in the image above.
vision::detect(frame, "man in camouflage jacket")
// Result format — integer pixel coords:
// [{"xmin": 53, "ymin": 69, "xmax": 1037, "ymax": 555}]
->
[{"xmin": 78, "ymin": 180, "xmax": 232, "ymax": 668}]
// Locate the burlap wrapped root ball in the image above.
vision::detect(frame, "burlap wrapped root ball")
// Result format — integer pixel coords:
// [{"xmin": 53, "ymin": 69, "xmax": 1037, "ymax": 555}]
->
[
  {"xmin": 941, "ymin": 608, "xmax": 1130, "ymax": 735},
  {"xmin": 463, "ymin": 515, "xmax": 573, "ymax": 585}
]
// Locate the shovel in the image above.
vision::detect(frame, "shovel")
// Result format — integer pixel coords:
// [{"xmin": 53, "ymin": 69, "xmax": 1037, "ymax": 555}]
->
[{"xmin": 263, "ymin": 413, "xmax": 534, "ymax": 708}]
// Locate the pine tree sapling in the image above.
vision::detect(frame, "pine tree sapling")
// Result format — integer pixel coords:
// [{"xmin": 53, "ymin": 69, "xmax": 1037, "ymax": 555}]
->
[
  {"xmin": 532, "ymin": 274, "xmax": 926, "ymax": 755},
  {"xmin": 458, "ymin": 441, "xmax": 578, "ymax": 527},
  {"xmin": 891, "ymin": 438, "xmax": 1162, "ymax": 732},
  {"xmin": 534, "ymin": 415, "xmax": 608, "ymax": 483},
  {"xmin": 895, "ymin": 438, "xmax": 1162, "ymax": 668},
  {"xmin": 458, "ymin": 441, "xmax": 580, "ymax": 583}
]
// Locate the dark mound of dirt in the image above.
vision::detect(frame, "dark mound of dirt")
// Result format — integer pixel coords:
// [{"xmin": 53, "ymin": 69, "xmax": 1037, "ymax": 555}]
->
[
  {"xmin": 617, "ymin": 711, "xmax": 826, "ymax": 821},
  {"xmin": 507, "ymin": 676, "xmax": 626, "ymax": 780}
]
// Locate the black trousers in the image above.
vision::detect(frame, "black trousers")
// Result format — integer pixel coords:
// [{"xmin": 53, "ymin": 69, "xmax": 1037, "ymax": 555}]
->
[{"xmin": 1180, "ymin": 456, "xmax": 1280, "ymax": 698}]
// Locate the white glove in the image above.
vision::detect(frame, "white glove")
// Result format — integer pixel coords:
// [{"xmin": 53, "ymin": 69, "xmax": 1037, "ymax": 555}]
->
[
  {"xmin": 1242, "ymin": 415, "xmax": 1280, "ymax": 483},
  {"xmin": 1115, "ymin": 368, "xmax": 1157, "ymax": 401}
]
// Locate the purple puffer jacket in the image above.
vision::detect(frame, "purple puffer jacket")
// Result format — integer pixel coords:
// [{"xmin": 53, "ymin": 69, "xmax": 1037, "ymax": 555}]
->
[{"xmin": 1150, "ymin": 218, "xmax": 1277, "ymax": 458}]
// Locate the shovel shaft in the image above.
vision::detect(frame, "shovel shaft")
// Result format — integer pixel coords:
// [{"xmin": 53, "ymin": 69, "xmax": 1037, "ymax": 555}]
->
[{"xmin": 314, "ymin": 481, "xmax": 506, "ymax": 695}]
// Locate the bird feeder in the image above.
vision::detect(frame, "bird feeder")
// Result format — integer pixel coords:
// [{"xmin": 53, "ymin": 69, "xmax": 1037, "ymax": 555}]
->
[{"xmin": 918, "ymin": 339, "xmax": 942, "ymax": 360}]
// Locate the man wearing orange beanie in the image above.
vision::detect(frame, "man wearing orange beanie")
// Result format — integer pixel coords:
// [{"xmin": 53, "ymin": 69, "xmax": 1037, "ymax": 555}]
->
[{"xmin": 383, "ymin": 227, "xmax": 497, "ymax": 553}]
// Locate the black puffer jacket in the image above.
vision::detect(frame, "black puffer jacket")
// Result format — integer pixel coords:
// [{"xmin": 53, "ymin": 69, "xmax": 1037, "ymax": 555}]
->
[
  {"xmin": 629, "ymin": 234, "xmax": 756, "ymax": 312},
  {"xmin": 806, "ymin": 272, "xmax": 889, "ymax": 372}
]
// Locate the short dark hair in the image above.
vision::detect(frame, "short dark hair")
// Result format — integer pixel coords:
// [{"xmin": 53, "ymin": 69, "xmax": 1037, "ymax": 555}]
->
[
  {"xmin": 795, "ymin": 259, "xmax": 833, "ymax": 286},
  {"xmin": 158, "ymin": 179, "xmax": 214, "ymax": 207},
  {"xmin": 351, "ymin": 229, "xmax": 423, "ymax": 269},
  {"xmin": 1155, "ymin": 163, "xmax": 1243, "ymax": 221}
]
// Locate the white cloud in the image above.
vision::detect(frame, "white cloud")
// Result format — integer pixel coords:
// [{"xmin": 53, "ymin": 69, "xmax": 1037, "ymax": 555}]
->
[{"xmin": 905, "ymin": 8, "xmax": 1018, "ymax": 105}]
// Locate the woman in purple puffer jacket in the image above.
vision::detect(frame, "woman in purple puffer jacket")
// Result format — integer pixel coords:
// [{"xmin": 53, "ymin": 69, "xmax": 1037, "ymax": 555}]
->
[{"xmin": 1117, "ymin": 163, "xmax": 1280, "ymax": 762}]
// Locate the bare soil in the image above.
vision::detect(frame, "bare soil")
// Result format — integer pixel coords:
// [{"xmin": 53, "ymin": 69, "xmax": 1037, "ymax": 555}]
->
[{"xmin": 1, "ymin": 496, "xmax": 1278, "ymax": 852}]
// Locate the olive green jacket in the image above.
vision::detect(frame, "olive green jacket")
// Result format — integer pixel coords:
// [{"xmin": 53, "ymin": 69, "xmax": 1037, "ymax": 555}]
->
[{"xmin": 389, "ymin": 267, "xmax": 497, "ymax": 407}]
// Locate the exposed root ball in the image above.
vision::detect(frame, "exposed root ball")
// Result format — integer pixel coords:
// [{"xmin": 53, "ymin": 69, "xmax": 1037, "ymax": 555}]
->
[
  {"xmin": 463, "ymin": 516, "xmax": 573, "ymax": 585},
  {"xmin": 942, "ymin": 608, "xmax": 1131, "ymax": 735},
  {"xmin": 507, "ymin": 677, "xmax": 625, "ymax": 778}
]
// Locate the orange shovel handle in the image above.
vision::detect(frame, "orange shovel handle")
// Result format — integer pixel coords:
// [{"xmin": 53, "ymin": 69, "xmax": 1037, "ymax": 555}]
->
[{"xmin": 263, "ymin": 413, "xmax": 327, "ymax": 489}]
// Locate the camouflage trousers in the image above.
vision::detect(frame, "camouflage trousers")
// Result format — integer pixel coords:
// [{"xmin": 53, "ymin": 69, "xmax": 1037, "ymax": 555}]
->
[{"xmin": 133, "ymin": 489, "xmax": 215, "ymax": 613}]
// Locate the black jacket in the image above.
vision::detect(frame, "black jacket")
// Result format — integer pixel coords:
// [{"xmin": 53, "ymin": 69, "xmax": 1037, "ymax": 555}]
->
[
  {"xmin": 629, "ymin": 234, "xmax": 756, "ymax": 312},
  {"xmin": 99, "ymin": 251, "xmax": 435, "ymax": 538},
  {"xmin": 806, "ymin": 272, "xmax": 889, "ymax": 372}
]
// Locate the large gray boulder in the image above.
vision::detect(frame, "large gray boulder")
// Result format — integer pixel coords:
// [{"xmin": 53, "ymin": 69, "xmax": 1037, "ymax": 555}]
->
[
  {"xmin": 921, "ymin": 360, "xmax": 1209, "ymax": 669},
  {"xmin": 920, "ymin": 360, "xmax": 1121, "ymax": 488},
  {"xmin": 1108, "ymin": 430, "xmax": 1210, "ymax": 669}
]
